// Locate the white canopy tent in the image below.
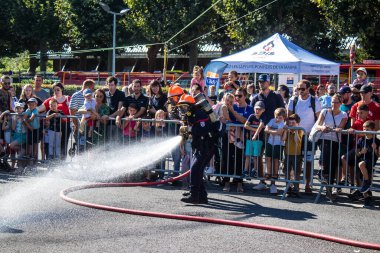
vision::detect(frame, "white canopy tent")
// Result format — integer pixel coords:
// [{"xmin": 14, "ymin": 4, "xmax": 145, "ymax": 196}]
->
[{"xmin": 211, "ymin": 33, "xmax": 340, "ymax": 78}]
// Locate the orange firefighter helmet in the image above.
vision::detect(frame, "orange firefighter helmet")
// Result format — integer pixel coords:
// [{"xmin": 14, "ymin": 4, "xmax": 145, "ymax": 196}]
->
[
  {"xmin": 178, "ymin": 94, "xmax": 195, "ymax": 105},
  {"xmin": 167, "ymin": 84, "xmax": 184, "ymax": 98}
]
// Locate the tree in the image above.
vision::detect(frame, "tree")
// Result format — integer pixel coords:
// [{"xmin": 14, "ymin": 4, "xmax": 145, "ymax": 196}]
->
[
  {"xmin": 0, "ymin": 1, "xmax": 23, "ymax": 57},
  {"xmin": 54, "ymin": 0, "xmax": 140, "ymax": 72},
  {"xmin": 213, "ymin": 0, "xmax": 341, "ymax": 60},
  {"xmin": 314, "ymin": 0, "xmax": 380, "ymax": 60},
  {"xmin": 124, "ymin": 0, "xmax": 219, "ymax": 72},
  {"xmin": 10, "ymin": 0, "xmax": 64, "ymax": 73}
]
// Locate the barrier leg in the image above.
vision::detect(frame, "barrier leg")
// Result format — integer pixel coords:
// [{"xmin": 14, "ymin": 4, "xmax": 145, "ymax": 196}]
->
[
  {"xmin": 281, "ymin": 183, "xmax": 290, "ymax": 200},
  {"xmin": 314, "ymin": 185, "xmax": 324, "ymax": 204}
]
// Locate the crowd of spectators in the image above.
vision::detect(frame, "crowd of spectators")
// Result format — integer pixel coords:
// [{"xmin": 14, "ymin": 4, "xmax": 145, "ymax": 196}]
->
[{"xmin": 0, "ymin": 66, "xmax": 379, "ymax": 207}]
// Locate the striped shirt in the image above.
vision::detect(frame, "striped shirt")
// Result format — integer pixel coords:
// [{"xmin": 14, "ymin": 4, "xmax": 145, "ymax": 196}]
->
[{"xmin": 69, "ymin": 90, "xmax": 85, "ymax": 116}]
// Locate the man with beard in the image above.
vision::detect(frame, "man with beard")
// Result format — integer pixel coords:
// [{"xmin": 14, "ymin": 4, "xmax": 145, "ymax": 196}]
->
[
  {"xmin": 287, "ymin": 80, "xmax": 322, "ymax": 194},
  {"xmin": 0, "ymin": 76, "xmax": 13, "ymax": 171},
  {"xmin": 0, "ymin": 76, "xmax": 12, "ymax": 113},
  {"xmin": 104, "ymin": 76, "xmax": 125, "ymax": 142},
  {"xmin": 33, "ymin": 75, "xmax": 50, "ymax": 102},
  {"xmin": 116, "ymin": 79, "xmax": 149, "ymax": 126},
  {"xmin": 250, "ymin": 74, "xmax": 284, "ymax": 124}
]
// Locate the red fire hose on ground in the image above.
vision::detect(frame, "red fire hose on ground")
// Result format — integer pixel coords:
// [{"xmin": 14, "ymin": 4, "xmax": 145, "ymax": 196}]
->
[{"xmin": 60, "ymin": 171, "xmax": 380, "ymax": 251}]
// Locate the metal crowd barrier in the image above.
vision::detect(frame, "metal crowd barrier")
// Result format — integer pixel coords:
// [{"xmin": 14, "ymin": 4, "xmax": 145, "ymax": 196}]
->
[
  {"xmin": 2, "ymin": 113, "xmax": 378, "ymax": 204},
  {"xmin": 0, "ymin": 114, "xmax": 182, "ymax": 177},
  {"xmin": 68, "ymin": 116, "xmax": 183, "ymax": 179},
  {"xmin": 205, "ymin": 123, "xmax": 308, "ymax": 199},
  {"xmin": 310, "ymin": 129, "xmax": 380, "ymax": 203},
  {"xmin": 0, "ymin": 113, "xmax": 75, "ymax": 172}
]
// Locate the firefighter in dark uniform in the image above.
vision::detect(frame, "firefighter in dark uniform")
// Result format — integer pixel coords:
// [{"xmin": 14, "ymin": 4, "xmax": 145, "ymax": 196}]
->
[{"xmin": 178, "ymin": 93, "xmax": 223, "ymax": 204}]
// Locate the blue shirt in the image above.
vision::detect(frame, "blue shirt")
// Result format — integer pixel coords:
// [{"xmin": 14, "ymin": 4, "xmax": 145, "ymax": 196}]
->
[
  {"xmin": 319, "ymin": 94, "xmax": 333, "ymax": 109},
  {"xmin": 250, "ymin": 91, "xmax": 285, "ymax": 124},
  {"xmin": 24, "ymin": 108, "xmax": 40, "ymax": 129},
  {"xmin": 230, "ymin": 104, "xmax": 253, "ymax": 124},
  {"xmin": 340, "ymin": 101, "xmax": 355, "ymax": 129}
]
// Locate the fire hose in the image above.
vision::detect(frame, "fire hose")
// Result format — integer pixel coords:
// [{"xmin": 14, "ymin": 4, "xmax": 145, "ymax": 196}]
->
[{"xmin": 60, "ymin": 170, "xmax": 380, "ymax": 251}]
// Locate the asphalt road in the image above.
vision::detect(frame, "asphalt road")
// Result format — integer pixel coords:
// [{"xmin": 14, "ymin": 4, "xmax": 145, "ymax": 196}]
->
[{"xmin": 0, "ymin": 170, "xmax": 379, "ymax": 253}]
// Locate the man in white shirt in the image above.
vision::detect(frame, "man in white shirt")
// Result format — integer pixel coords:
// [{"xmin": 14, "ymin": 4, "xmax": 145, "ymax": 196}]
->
[{"xmin": 287, "ymin": 79, "xmax": 321, "ymax": 194}]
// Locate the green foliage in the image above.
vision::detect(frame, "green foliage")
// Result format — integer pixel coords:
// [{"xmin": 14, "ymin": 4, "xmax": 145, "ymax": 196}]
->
[
  {"xmin": 214, "ymin": 0, "xmax": 341, "ymax": 60},
  {"xmin": 11, "ymin": 0, "xmax": 64, "ymax": 51},
  {"xmin": 1, "ymin": 0, "xmax": 379, "ymax": 69},
  {"xmin": 0, "ymin": 51, "xmax": 30, "ymax": 72},
  {"xmin": 123, "ymin": 0, "xmax": 218, "ymax": 49},
  {"xmin": 315, "ymin": 0, "xmax": 380, "ymax": 59}
]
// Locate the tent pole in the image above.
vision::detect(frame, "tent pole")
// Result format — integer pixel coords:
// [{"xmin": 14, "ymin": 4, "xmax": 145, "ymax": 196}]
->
[{"xmin": 337, "ymin": 75, "xmax": 340, "ymax": 88}]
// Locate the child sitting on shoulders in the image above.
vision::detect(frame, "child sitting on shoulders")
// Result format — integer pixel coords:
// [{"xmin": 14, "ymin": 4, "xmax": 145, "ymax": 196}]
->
[
  {"xmin": 79, "ymin": 89, "xmax": 98, "ymax": 138},
  {"xmin": 190, "ymin": 66, "xmax": 205, "ymax": 92}
]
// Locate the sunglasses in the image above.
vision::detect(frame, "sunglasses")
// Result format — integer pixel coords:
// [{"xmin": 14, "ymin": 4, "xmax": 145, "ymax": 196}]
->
[
  {"xmin": 297, "ymin": 88, "xmax": 306, "ymax": 91},
  {"xmin": 235, "ymin": 94, "xmax": 243, "ymax": 98},
  {"xmin": 2, "ymin": 82, "xmax": 10, "ymax": 85}
]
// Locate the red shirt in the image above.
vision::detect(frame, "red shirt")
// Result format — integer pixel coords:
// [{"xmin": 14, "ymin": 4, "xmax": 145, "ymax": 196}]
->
[
  {"xmin": 351, "ymin": 118, "xmax": 367, "ymax": 131},
  {"xmin": 43, "ymin": 96, "xmax": 71, "ymax": 121},
  {"xmin": 349, "ymin": 101, "xmax": 380, "ymax": 122}
]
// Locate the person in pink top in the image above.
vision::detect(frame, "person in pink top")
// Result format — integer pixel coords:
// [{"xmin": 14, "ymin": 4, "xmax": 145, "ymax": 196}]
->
[
  {"xmin": 121, "ymin": 103, "xmax": 138, "ymax": 141},
  {"xmin": 190, "ymin": 65, "xmax": 205, "ymax": 92}
]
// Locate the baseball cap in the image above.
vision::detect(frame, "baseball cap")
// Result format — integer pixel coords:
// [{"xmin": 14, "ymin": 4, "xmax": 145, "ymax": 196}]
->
[
  {"xmin": 360, "ymin": 84, "xmax": 372, "ymax": 93},
  {"xmin": 258, "ymin": 74, "xmax": 270, "ymax": 82},
  {"xmin": 254, "ymin": 101, "xmax": 265, "ymax": 109},
  {"xmin": 14, "ymin": 102, "xmax": 24, "ymax": 108},
  {"xmin": 339, "ymin": 86, "xmax": 351, "ymax": 95},
  {"xmin": 27, "ymin": 97, "xmax": 37, "ymax": 103},
  {"xmin": 356, "ymin": 67, "xmax": 367, "ymax": 75},
  {"xmin": 83, "ymin": 88, "xmax": 92, "ymax": 96}
]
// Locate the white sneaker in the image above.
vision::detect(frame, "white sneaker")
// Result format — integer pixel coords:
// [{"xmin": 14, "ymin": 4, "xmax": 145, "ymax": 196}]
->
[
  {"xmin": 253, "ymin": 183, "xmax": 267, "ymax": 190},
  {"xmin": 205, "ymin": 166, "xmax": 215, "ymax": 174},
  {"xmin": 270, "ymin": 184, "xmax": 278, "ymax": 194}
]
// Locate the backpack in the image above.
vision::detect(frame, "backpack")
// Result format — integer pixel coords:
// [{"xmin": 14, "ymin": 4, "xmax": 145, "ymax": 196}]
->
[{"xmin": 292, "ymin": 95, "xmax": 317, "ymax": 121}]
